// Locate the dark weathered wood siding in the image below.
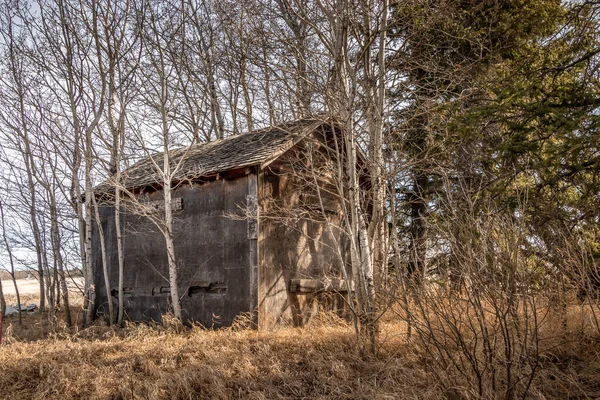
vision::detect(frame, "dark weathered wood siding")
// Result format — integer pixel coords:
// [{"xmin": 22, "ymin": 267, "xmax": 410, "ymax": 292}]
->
[
  {"xmin": 257, "ymin": 164, "xmax": 350, "ymax": 327},
  {"xmin": 92, "ymin": 174, "xmax": 256, "ymax": 327}
]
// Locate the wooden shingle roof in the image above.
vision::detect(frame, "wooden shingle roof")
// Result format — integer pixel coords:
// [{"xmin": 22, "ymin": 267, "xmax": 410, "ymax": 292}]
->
[{"xmin": 95, "ymin": 117, "xmax": 328, "ymax": 193}]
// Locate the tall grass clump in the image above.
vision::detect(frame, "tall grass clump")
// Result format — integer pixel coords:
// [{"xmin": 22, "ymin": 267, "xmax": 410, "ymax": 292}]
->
[{"xmin": 387, "ymin": 191, "xmax": 600, "ymax": 399}]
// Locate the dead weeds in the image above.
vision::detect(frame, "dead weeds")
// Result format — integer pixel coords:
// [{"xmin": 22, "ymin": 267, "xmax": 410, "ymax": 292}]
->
[{"xmin": 0, "ymin": 303, "xmax": 599, "ymax": 399}]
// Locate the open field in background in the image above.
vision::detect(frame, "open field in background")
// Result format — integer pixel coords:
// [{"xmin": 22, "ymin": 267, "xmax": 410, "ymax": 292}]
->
[
  {"xmin": 1, "ymin": 278, "xmax": 84, "ymax": 298},
  {"xmin": 1, "ymin": 279, "xmax": 42, "ymax": 297},
  {"xmin": 1, "ymin": 290, "xmax": 600, "ymax": 399}
]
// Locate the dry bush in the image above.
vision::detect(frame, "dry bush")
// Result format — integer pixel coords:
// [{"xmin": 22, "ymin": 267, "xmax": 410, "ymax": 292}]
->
[
  {"xmin": 0, "ymin": 301, "xmax": 598, "ymax": 400},
  {"xmin": 387, "ymin": 286, "xmax": 600, "ymax": 399},
  {"xmin": 1, "ymin": 290, "xmax": 84, "ymax": 343},
  {"xmin": 384, "ymin": 190, "xmax": 600, "ymax": 399},
  {"xmin": 2, "ymin": 206, "xmax": 600, "ymax": 399}
]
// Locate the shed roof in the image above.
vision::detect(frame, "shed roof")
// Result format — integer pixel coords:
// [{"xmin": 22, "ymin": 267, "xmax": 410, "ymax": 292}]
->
[{"xmin": 95, "ymin": 117, "xmax": 330, "ymax": 193}]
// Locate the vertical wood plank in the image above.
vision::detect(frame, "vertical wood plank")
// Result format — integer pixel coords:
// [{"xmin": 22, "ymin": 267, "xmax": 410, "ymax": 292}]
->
[{"xmin": 248, "ymin": 171, "xmax": 259, "ymax": 326}]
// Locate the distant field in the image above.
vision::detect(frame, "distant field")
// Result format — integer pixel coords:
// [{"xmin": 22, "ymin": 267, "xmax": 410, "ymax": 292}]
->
[{"xmin": 1, "ymin": 278, "xmax": 84, "ymax": 297}]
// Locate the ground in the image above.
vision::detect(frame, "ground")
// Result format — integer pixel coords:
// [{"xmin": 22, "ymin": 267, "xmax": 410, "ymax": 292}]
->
[{"xmin": 1, "ymin": 285, "xmax": 600, "ymax": 399}]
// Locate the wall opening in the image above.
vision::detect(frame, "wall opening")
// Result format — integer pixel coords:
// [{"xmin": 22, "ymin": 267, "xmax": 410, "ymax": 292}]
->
[{"xmin": 188, "ymin": 282, "xmax": 227, "ymax": 296}]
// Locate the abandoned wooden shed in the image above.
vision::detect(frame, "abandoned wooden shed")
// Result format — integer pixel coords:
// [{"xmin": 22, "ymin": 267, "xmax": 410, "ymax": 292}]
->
[{"xmin": 91, "ymin": 118, "xmax": 353, "ymax": 328}]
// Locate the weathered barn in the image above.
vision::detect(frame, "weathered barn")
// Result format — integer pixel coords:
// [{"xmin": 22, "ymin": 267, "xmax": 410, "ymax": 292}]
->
[{"xmin": 92, "ymin": 118, "xmax": 352, "ymax": 328}]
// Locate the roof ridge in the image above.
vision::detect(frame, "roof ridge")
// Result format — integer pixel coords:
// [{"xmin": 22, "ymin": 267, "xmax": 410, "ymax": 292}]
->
[
  {"xmin": 94, "ymin": 117, "xmax": 329, "ymax": 194},
  {"xmin": 149, "ymin": 116, "xmax": 323, "ymax": 155}
]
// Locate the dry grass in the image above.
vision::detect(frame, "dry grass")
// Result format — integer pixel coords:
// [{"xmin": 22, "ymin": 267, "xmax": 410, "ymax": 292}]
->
[
  {"xmin": 0, "ymin": 298, "xmax": 599, "ymax": 399},
  {"xmin": 0, "ymin": 319, "xmax": 429, "ymax": 400},
  {"xmin": 2, "ymin": 292, "xmax": 85, "ymax": 342},
  {"xmin": 4, "ymin": 293, "xmax": 44, "ymax": 307}
]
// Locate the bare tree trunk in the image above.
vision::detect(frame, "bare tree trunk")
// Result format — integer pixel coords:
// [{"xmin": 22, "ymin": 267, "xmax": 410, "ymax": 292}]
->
[
  {"xmin": 231, "ymin": 86, "xmax": 240, "ymax": 135},
  {"xmin": 5, "ymin": 28, "xmax": 46, "ymax": 310},
  {"xmin": 275, "ymin": 0, "xmax": 311, "ymax": 117},
  {"xmin": 69, "ymin": 116, "xmax": 86, "ymax": 325},
  {"xmin": 54, "ymin": 260, "xmax": 61, "ymax": 309},
  {"xmin": 261, "ymin": 45, "xmax": 275, "ymax": 125},
  {"xmin": 107, "ymin": 65, "xmax": 125, "ymax": 327},
  {"xmin": 137, "ymin": 0, "xmax": 187, "ymax": 321},
  {"xmin": 0, "ymin": 223, "xmax": 6, "ymax": 327},
  {"xmin": 346, "ymin": 114, "xmax": 376, "ymax": 353},
  {"xmin": 199, "ymin": 34, "xmax": 225, "ymax": 139},
  {"xmin": 162, "ymin": 115, "xmax": 182, "ymax": 320},
  {"xmin": 207, "ymin": 63, "xmax": 225, "ymax": 139},
  {"xmin": 0, "ymin": 200, "xmax": 21, "ymax": 325},
  {"xmin": 239, "ymin": 50, "xmax": 253, "ymax": 131},
  {"xmin": 44, "ymin": 248, "xmax": 56, "ymax": 324},
  {"xmin": 84, "ymin": 132, "xmax": 96, "ymax": 325},
  {"xmin": 92, "ymin": 196, "xmax": 114, "ymax": 325},
  {"xmin": 327, "ymin": 0, "xmax": 377, "ymax": 353},
  {"xmin": 367, "ymin": 0, "xmax": 388, "ymax": 289},
  {"xmin": 115, "ymin": 174, "xmax": 125, "ymax": 326},
  {"xmin": 24, "ymin": 155, "xmax": 45, "ymax": 312},
  {"xmin": 50, "ymin": 190, "xmax": 72, "ymax": 327},
  {"xmin": 162, "ymin": 145, "xmax": 182, "ymax": 319},
  {"xmin": 0, "ymin": 279, "xmax": 4, "ymax": 344},
  {"xmin": 408, "ymin": 173, "xmax": 428, "ymax": 285},
  {"xmin": 0, "ymin": 280, "xmax": 5, "ymax": 317}
]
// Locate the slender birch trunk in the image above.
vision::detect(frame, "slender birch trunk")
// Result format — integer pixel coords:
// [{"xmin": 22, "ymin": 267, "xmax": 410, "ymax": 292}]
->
[
  {"xmin": 5, "ymin": 26, "xmax": 46, "ymax": 310},
  {"xmin": 54, "ymin": 259, "xmax": 61, "ymax": 309},
  {"xmin": 366, "ymin": 0, "xmax": 389, "ymax": 289},
  {"xmin": 261, "ymin": 44, "xmax": 275, "ymax": 125},
  {"xmin": 107, "ymin": 73, "xmax": 125, "ymax": 327},
  {"xmin": 328, "ymin": 0, "xmax": 377, "ymax": 353},
  {"xmin": 84, "ymin": 130, "xmax": 96, "ymax": 325},
  {"xmin": 139, "ymin": 0, "xmax": 184, "ymax": 321},
  {"xmin": 0, "ymin": 278, "xmax": 5, "ymax": 315},
  {"xmin": 0, "ymin": 279, "xmax": 5, "ymax": 344},
  {"xmin": 0, "ymin": 200, "xmax": 21, "ymax": 325},
  {"xmin": 161, "ymin": 103, "xmax": 182, "ymax": 320},
  {"xmin": 197, "ymin": 32, "xmax": 224, "ymax": 139},
  {"xmin": 162, "ymin": 140, "xmax": 182, "ymax": 319},
  {"xmin": 0, "ymin": 204, "xmax": 7, "ymax": 326},
  {"xmin": 49, "ymin": 190, "xmax": 72, "ymax": 326},
  {"xmin": 42, "ymin": 240, "xmax": 56, "ymax": 323},
  {"xmin": 92, "ymin": 196, "xmax": 114, "ymax": 325},
  {"xmin": 115, "ymin": 171, "xmax": 125, "ymax": 326},
  {"xmin": 239, "ymin": 47, "xmax": 253, "ymax": 131},
  {"xmin": 22, "ymin": 142, "xmax": 46, "ymax": 312}
]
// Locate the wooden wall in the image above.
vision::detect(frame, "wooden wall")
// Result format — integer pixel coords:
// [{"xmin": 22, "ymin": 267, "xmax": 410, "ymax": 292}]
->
[
  {"xmin": 91, "ymin": 126, "xmax": 351, "ymax": 328},
  {"xmin": 257, "ymin": 160, "xmax": 351, "ymax": 327},
  {"xmin": 92, "ymin": 173, "xmax": 257, "ymax": 327}
]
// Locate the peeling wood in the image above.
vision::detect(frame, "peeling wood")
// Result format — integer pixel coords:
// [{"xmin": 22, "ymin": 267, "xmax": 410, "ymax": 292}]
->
[
  {"xmin": 141, "ymin": 197, "xmax": 183, "ymax": 212},
  {"xmin": 289, "ymin": 279, "xmax": 354, "ymax": 293}
]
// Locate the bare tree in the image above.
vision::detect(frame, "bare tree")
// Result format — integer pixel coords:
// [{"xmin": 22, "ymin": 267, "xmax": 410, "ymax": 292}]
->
[
  {"xmin": 91, "ymin": 0, "xmax": 140, "ymax": 326},
  {"xmin": 274, "ymin": 0, "xmax": 312, "ymax": 117},
  {"xmin": 133, "ymin": 0, "xmax": 194, "ymax": 320},
  {"xmin": 0, "ymin": 199, "xmax": 20, "ymax": 325},
  {"xmin": 185, "ymin": 0, "xmax": 226, "ymax": 140},
  {"xmin": 0, "ymin": 3, "xmax": 47, "ymax": 311},
  {"xmin": 31, "ymin": 0, "xmax": 108, "ymax": 324},
  {"xmin": 0, "ymin": 278, "xmax": 4, "ymax": 344}
]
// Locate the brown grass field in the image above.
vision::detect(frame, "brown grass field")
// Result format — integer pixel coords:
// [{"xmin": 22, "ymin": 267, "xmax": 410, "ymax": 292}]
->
[{"xmin": 1, "ymin": 291, "xmax": 600, "ymax": 399}]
